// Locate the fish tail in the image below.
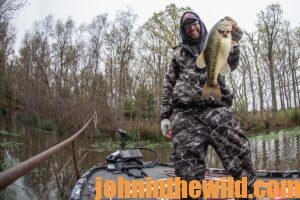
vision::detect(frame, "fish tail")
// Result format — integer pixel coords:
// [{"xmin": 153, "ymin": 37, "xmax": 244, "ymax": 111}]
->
[{"xmin": 202, "ymin": 83, "xmax": 222, "ymax": 100}]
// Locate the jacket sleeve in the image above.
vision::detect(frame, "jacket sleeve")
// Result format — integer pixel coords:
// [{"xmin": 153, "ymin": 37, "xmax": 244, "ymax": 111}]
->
[
  {"xmin": 227, "ymin": 45, "xmax": 240, "ymax": 71},
  {"xmin": 160, "ymin": 54, "xmax": 179, "ymax": 120}
]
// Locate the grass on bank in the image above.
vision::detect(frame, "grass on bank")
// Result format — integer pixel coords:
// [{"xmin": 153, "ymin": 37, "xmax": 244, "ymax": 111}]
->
[
  {"xmin": 89, "ymin": 108, "xmax": 300, "ymax": 149},
  {"xmin": 90, "ymin": 129, "xmax": 172, "ymax": 152},
  {"xmin": 0, "ymin": 128, "xmax": 23, "ymax": 199},
  {"xmin": 0, "ymin": 152, "xmax": 17, "ymax": 200},
  {"xmin": 0, "ymin": 142, "xmax": 23, "ymax": 149},
  {"xmin": 122, "ymin": 108, "xmax": 300, "ymax": 141},
  {"xmin": 0, "ymin": 130, "xmax": 19, "ymax": 137},
  {"xmin": 16, "ymin": 113, "xmax": 58, "ymax": 133},
  {"xmin": 90, "ymin": 139, "xmax": 172, "ymax": 152},
  {"xmin": 0, "ymin": 130, "xmax": 23, "ymax": 150},
  {"xmin": 237, "ymin": 108, "xmax": 300, "ymax": 133},
  {"xmin": 2, "ymin": 105, "xmax": 300, "ymax": 141},
  {"xmin": 249, "ymin": 126, "xmax": 300, "ymax": 142}
]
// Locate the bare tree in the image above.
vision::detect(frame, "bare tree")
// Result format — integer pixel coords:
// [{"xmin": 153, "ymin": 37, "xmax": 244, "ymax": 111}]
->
[
  {"xmin": 104, "ymin": 9, "xmax": 136, "ymax": 131},
  {"xmin": 0, "ymin": 0, "xmax": 26, "ymax": 21},
  {"xmin": 256, "ymin": 3, "xmax": 283, "ymax": 113},
  {"xmin": 0, "ymin": 0, "xmax": 25, "ymax": 118},
  {"xmin": 136, "ymin": 4, "xmax": 191, "ymax": 117},
  {"xmin": 240, "ymin": 39, "xmax": 256, "ymax": 113}
]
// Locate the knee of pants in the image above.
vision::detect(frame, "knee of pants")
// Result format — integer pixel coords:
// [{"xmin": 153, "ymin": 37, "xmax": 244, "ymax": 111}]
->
[
  {"xmin": 170, "ymin": 142, "xmax": 207, "ymax": 181},
  {"xmin": 221, "ymin": 148, "xmax": 254, "ymax": 177},
  {"xmin": 176, "ymin": 166, "xmax": 206, "ymax": 181},
  {"xmin": 171, "ymin": 156, "xmax": 206, "ymax": 180}
]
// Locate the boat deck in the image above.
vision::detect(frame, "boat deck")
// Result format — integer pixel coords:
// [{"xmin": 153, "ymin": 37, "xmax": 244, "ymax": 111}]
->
[{"xmin": 71, "ymin": 163, "xmax": 300, "ymax": 200}]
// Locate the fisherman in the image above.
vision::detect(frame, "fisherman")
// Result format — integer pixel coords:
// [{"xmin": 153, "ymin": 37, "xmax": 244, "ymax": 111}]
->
[{"xmin": 160, "ymin": 11, "xmax": 256, "ymax": 199}]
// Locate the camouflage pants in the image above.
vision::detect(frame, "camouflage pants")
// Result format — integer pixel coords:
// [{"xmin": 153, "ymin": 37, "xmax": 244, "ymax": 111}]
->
[{"xmin": 170, "ymin": 106, "xmax": 256, "ymax": 198}]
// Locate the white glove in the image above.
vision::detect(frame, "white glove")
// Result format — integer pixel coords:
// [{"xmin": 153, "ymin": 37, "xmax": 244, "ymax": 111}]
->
[{"xmin": 161, "ymin": 119, "xmax": 171, "ymax": 137}]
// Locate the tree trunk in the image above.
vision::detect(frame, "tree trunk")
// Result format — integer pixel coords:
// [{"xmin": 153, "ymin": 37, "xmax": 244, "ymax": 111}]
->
[{"xmin": 268, "ymin": 54, "xmax": 277, "ymax": 113}]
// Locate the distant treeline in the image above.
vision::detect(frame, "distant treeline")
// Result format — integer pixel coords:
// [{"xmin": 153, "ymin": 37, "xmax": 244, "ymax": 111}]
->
[{"xmin": 0, "ymin": 1, "xmax": 299, "ymax": 136}]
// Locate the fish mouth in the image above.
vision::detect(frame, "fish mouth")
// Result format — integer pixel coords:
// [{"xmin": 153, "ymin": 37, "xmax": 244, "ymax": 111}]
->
[
  {"xmin": 218, "ymin": 30, "xmax": 231, "ymax": 37},
  {"xmin": 218, "ymin": 19, "xmax": 232, "ymax": 37}
]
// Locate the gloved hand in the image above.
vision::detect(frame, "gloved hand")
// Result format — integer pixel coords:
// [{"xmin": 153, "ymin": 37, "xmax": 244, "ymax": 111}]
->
[
  {"xmin": 161, "ymin": 119, "xmax": 172, "ymax": 139},
  {"xmin": 225, "ymin": 16, "xmax": 243, "ymax": 43},
  {"xmin": 231, "ymin": 27, "xmax": 243, "ymax": 42}
]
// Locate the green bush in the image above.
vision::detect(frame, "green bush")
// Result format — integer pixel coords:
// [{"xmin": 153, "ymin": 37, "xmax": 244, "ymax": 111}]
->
[
  {"xmin": 0, "ymin": 130, "xmax": 19, "ymax": 136},
  {"xmin": 0, "ymin": 159, "xmax": 16, "ymax": 199},
  {"xmin": 290, "ymin": 109, "xmax": 300, "ymax": 124},
  {"xmin": 21, "ymin": 113, "xmax": 57, "ymax": 132},
  {"xmin": 38, "ymin": 119, "xmax": 56, "ymax": 132},
  {"xmin": 128, "ymin": 126, "xmax": 162, "ymax": 142},
  {"xmin": 57, "ymin": 125, "xmax": 67, "ymax": 135},
  {"xmin": 140, "ymin": 127, "xmax": 158, "ymax": 141},
  {"xmin": 29, "ymin": 114, "xmax": 39, "ymax": 126},
  {"xmin": 0, "ymin": 108, "xmax": 8, "ymax": 116}
]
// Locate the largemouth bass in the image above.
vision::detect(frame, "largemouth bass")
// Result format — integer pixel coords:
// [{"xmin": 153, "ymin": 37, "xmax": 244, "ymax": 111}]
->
[{"xmin": 196, "ymin": 17, "xmax": 233, "ymax": 100}]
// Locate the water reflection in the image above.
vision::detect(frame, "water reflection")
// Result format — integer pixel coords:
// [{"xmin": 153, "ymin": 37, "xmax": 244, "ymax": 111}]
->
[
  {"xmin": 249, "ymin": 130, "xmax": 300, "ymax": 171},
  {"xmin": 1, "ymin": 124, "xmax": 300, "ymax": 199}
]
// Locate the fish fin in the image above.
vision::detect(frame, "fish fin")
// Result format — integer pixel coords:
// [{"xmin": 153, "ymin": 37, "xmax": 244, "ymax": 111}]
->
[
  {"xmin": 202, "ymin": 83, "xmax": 222, "ymax": 100},
  {"xmin": 196, "ymin": 52, "xmax": 206, "ymax": 69},
  {"xmin": 220, "ymin": 62, "xmax": 231, "ymax": 76}
]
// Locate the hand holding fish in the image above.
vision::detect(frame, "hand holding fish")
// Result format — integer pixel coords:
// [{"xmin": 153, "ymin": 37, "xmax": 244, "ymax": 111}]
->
[
  {"xmin": 225, "ymin": 16, "xmax": 243, "ymax": 44},
  {"xmin": 224, "ymin": 16, "xmax": 238, "ymax": 31}
]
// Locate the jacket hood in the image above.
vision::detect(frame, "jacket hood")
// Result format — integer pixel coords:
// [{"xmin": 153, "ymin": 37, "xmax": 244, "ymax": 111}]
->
[{"xmin": 179, "ymin": 11, "xmax": 208, "ymax": 57}]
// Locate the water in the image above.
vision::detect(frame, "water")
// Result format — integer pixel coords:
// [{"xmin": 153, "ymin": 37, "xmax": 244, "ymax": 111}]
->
[{"xmin": 1, "ymin": 122, "xmax": 300, "ymax": 199}]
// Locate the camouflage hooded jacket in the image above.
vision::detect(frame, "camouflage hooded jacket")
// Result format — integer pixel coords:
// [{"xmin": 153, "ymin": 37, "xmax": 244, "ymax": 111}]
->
[{"xmin": 160, "ymin": 11, "xmax": 240, "ymax": 120}]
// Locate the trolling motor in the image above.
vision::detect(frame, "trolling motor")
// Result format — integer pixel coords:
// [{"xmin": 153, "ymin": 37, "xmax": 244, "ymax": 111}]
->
[
  {"xmin": 105, "ymin": 129, "xmax": 159, "ymax": 178},
  {"xmin": 117, "ymin": 129, "xmax": 127, "ymax": 150}
]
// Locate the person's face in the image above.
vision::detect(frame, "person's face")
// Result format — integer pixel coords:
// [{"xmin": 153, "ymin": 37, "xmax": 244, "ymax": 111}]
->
[{"xmin": 183, "ymin": 19, "xmax": 201, "ymax": 40}]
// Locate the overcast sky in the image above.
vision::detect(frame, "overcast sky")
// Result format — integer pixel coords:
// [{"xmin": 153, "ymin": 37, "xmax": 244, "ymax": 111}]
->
[{"xmin": 12, "ymin": 0, "xmax": 299, "ymax": 48}]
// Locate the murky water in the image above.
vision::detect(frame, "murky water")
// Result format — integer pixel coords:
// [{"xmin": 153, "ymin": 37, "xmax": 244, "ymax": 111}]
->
[{"xmin": 1, "ymin": 122, "xmax": 300, "ymax": 199}]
